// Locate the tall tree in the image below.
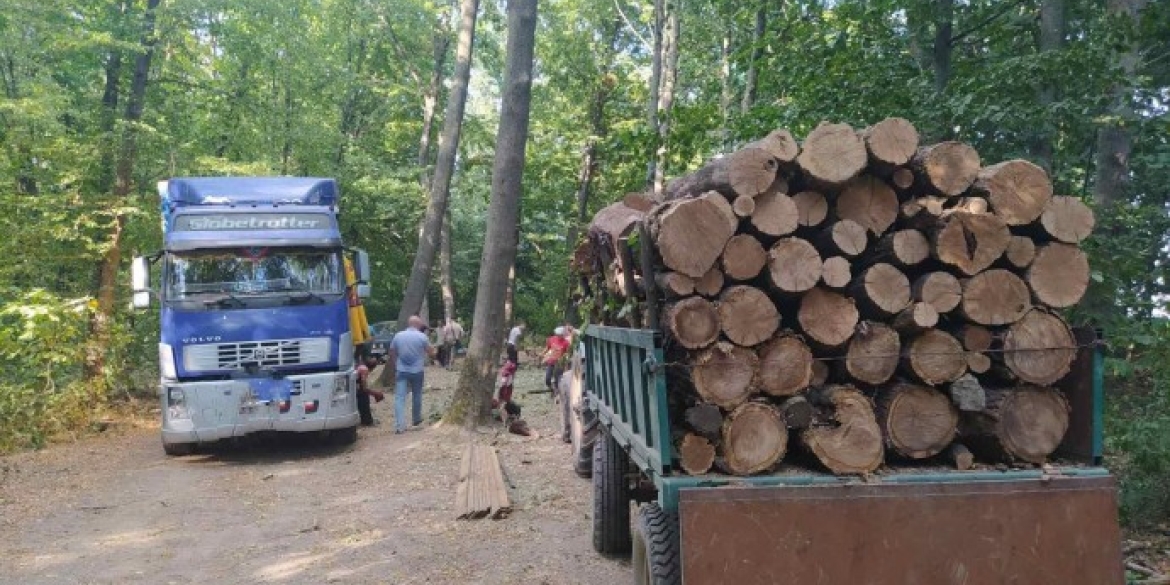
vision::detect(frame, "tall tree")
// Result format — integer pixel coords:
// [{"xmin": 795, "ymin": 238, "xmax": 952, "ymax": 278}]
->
[
  {"xmin": 447, "ymin": 0, "xmax": 538, "ymax": 427},
  {"xmin": 651, "ymin": 1, "xmax": 680, "ymax": 197},
  {"xmin": 1093, "ymin": 0, "xmax": 1148, "ymax": 207},
  {"xmin": 397, "ymin": 0, "xmax": 479, "ymax": 327},
  {"xmin": 645, "ymin": 0, "xmax": 665, "ymax": 188},
  {"xmin": 1031, "ymin": 0, "xmax": 1065, "ymax": 174},
  {"xmin": 740, "ymin": 1, "xmax": 767, "ymax": 114}
]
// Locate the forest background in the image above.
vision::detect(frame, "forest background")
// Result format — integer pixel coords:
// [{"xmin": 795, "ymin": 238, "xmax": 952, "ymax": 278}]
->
[{"xmin": 0, "ymin": 0, "xmax": 1168, "ymax": 524}]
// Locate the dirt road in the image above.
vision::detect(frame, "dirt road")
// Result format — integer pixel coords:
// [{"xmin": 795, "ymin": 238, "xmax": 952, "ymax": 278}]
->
[{"xmin": 0, "ymin": 367, "xmax": 627, "ymax": 585}]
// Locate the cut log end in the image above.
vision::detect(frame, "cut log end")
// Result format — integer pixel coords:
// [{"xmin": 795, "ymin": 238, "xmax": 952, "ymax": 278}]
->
[
  {"xmin": 1004, "ymin": 235, "xmax": 1037, "ymax": 269},
  {"xmin": 1040, "ymin": 195, "xmax": 1095, "ymax": 244},
  {"xmin": 851, "ymin": 263, "xmax": 911, "ymax": 318},
  {"xmin": 975, "ymin": 159, "xmax": 1053, "ymax": 226},
  {"xmin": 718, "ymin": 285, "xmax": 780, "ymax": 347},
  {"xmin": 732, "ymin": 195, "xmax": 756, "ymax": 218},
  {"xmin": 1003, "ymin": 310, "xmax": 1076, "ymax": 386},
  {"xmin": 1027, "ymin": 244, "xmax": 1089, "ymax": 309},
  {"xmin": 933, "ymin": 212, "xmax": 1011, "ymax": 276},
  {"xmin": 693, "ymin": 342, "xmax": 759, "ymax": 410},
  {"xmin": 961, "ymin": 386, "xmax": 1069, "ymax": 464},
  {"xmin": 837, "ymin": 175, "xmax": 899, "ymax": 236},
  {"xmin": 798, "ymin": 287, "xmax": 860, "ymax": 349},
  {"xmin": 768, "ymin": 237, "xmax": 823, "ymax": 293},
  {"xmin": 913, "ymin": 271, "xmax": 962, "ymax": 314},
  {"xmin": 845, "ymin": 321, "xmax": 901, "ymax": 385},
  {"xmin": 665, "ymin": 297, "xmax": 720, "ymax": 349},
  {"xmin": 651, "ymin": 193, "xmax": 737, "ymax": 278},
  {"xmin": 949, "ymin": 443, "xmax": 975, "ymax": 470},
  {"xmin": 903, "ymin": 329, "xmax": 968, "ymax": 385},
  {"xmin": 721, "ymin": 234, "xmax": 767, "ymax": 281},
  {"xmin": 960, "ymin": 270, "xmax": 1032, "ymax": 326},
  {"xmin": 679, "ymin": 433, "xmax": 716, "ymax": 475},
  {"xmin": 722, "ymin": 402, "xmax": 788, "ymax": 475},
  {"xmin": 792, "ymin": 190, "xmax": 828, "ymax": 228},
  {"xmin": 876, "ymin": 383, "xmax": 958, "ymax": 459},
  {"xmin": 751, "ymin": 191, "xmax": 800, "ymax": 237},
  {"xmin": 801, "ymin": 385, "xmax": 884, "ymax": 475},
  {"xmin": 818, "ymin": 220, "xmax": 869, "ymax": 258},
  {"xmin": 694, "ymin": 265, "xmax": 725, "ymax": 297},
  {"xmin": 892, "ymin": 302, "xmax": 939, "ymax": 335},
  {"xmin": 797, "ymin": 122, "xmax": 868, "ymax": 186},
  {"xmin": 914, "ymin": 142, "xmax": 981, "ymax": 197},
  {"xmin": 863, "ymin": 117, "xmax": 920, "ymax": 166},
  {"xmin": 821, "ymin": 256, "xmax": 852, "ymax": 289},
  {"xmin": 756, "ymin": 336, "xmax": 813, "ymax": 397}
]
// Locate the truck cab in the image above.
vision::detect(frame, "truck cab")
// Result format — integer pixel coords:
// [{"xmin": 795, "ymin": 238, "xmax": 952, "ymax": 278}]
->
[{"xmin": 132, "ymin": 177, "xmax": 368, "ymax": 455}]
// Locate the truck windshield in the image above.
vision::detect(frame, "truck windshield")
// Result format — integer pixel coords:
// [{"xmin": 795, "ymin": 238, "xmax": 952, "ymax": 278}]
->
[{"xmin": 166, "ymin": 248, "xmax": 343, "ymax": 305}]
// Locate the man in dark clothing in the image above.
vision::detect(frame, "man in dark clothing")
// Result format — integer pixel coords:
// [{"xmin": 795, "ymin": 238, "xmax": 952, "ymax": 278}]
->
[{"xmin": 355, "ymin": 349, "xmax": 385, "ymax": 426}]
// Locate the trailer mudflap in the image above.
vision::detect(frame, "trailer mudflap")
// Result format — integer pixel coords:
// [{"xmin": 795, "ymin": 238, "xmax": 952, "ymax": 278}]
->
[{"xmin": 678, "ymin": 475, "xmax": 1123, "ymax": 585}]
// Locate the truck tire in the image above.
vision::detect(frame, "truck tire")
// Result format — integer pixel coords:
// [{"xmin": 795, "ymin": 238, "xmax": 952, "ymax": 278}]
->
[
  {"xmin": 162, "ymin": 441, "xmax": 194, "ymax": 456},
  {"xmin": 331, "ymin": 426, "xmax": 358, "ymax": 446},
  {"xmin": 592, "ymin": 429, "xmax": 632, "ymax": 557},
  {"xmin": 567, "ymin": 366, "xmax": 598, "ymax": 478},
  {"xmin": 633, "ymin": 504, "xmax": 682, "ymax": 585}
]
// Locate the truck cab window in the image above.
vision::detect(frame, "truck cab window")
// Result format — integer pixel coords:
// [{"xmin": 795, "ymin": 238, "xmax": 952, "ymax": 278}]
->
[{"xmin": 166, "ymin": 247, "xmax": 342, "ymax": 306}]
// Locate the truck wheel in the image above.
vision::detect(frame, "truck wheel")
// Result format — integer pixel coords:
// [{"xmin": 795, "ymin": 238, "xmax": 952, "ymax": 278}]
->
[
  {"xmin": 573, "ymin": 406, "xmax": 598, "ymax": 478},
  {"xmin": 331, "ymin": 426, "xmax": 358, "ymax": 446},
  {"xmin": 592, "ymin": 429, "xmax": 632, "ymax": 557},
  {"xmin": 162, "ymin": 441, "xmax": 194, "ymax": 456},
  {"xmin": 633, "ymin": 503, "xmax": 681, "ymax": 585}
]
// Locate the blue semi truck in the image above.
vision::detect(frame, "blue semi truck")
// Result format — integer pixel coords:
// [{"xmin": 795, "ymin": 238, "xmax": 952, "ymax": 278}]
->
[{"xmin": 130, "ymin": 177, "xmax": 370, "ymax": 455}]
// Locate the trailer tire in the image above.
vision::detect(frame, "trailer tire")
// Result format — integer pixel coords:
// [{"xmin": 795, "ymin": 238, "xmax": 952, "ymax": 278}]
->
[
  {"xmin": 592, "ymin": 429, "xmax": 632, "ymax": 557},
  {"xmin": 162, "ymin": 441, "xmax": 195, "ymax": 456},
  {"xmin": 568, "ymin": 366, "xmax": 598, "ymax": 478},
  {"xmin": 633, "ymin": 504, "xmax": 681, "ymax": 585}
]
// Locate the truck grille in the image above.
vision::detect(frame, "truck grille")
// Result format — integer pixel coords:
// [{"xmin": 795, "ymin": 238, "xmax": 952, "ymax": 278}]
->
[{"xmin": 183, "ymin": 338, "xmax": 331, "ymax": 371}]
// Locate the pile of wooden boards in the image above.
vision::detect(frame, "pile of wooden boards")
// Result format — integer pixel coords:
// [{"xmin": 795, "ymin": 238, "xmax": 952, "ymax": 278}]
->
[
  {"xmin": 454, "ymin": 443, "xmax": 512, "ymax": 519},
  {"xmin": 575, "ymin": 118, "xmax": 1095, "ymax": 476}
]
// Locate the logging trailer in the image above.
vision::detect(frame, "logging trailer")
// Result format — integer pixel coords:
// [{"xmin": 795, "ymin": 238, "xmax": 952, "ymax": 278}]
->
[{"xmin": 573, "ymin": 324, "xmax": 1124, "ymax": 585}]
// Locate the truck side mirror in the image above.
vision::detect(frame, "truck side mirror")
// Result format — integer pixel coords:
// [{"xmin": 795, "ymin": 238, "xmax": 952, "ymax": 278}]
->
[
  {"xmin": 131, "ymin": 256, "xmax": 151, "ymax": 309},
  {"xmin": 354, "ymin": 249, "xmax": 371, "ymax": 299}
]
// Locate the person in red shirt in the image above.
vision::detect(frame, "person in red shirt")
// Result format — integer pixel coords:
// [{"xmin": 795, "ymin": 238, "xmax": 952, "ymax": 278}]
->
[
  {"xmin": 543, "ymin": 326, "xmax": 571, "ymax": 394},
  {"xmin": 493, "ymin": 358, "xmax": 521, "ymax": 422}
]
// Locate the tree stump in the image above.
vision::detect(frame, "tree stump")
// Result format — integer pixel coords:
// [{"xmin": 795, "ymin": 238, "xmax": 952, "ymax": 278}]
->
[
  {"xmin": 1002, "ymin": 309, "xmax": 1076, "ymax": 386},
  {"xmin": 844, "ymin": 321, "xmax": 901, "ymax": 385},
  {"xmin": 862, "ymin": 117, "xmax": 919, "ymax": 166},
  {"xmin": 912, "ymin": 272, "xmax": 962, "ymax": 314},
  {"xmin": 960, "ymin": 386, "xmax": 1070, "ymax": 464},
  {"xmin": 974, "ymin": 159, "xmax": 1053, "ymax": 226},
  {"xmin": 1039, "ymin": 195, "xmax": 1095, "ymax": 244},
  {"xmin": 665, "ymin": 297, "xmax": 720, "ymax": 349},
  {"xmin": 1027, "ymin": 243, "xmax": 1090, "ymax": 308},
  {"xmin": 801, "ymin": 385, "xmax": 884, "ymax": 474},
  {"xmin": 902, "ymin": 329, "xmax": 967, "ymax": 385},
  {"xmin": 797, "ymin": 122, "xmax": 868, "ymax": 187},
  {"xmin": 721, "ymin": 234, "xmax": 767, "ymax": 281},
  {"xmin": 767, "ymin": 237, "xmax": 822, "ymax": 293},
  {"xmin": 721, "ymin": 402, "xmax": 788, "ymax": 475},
  {"xmin": 932, "ymin": 212, "xmax": 1011, "ymax": 276},
  {"xmin": 836, "ymin": 175, "xmax": 899, "ymax": 235},
  {"xmin": 798, "ymin": 287, "xmax": 860, "ymax": 350},
  {"xmin": 678, "ymin": 433, "xmax": 716, "ymax": 475},
  {"xmin": 850, "ymin": 263, "xmax": 911, "ymax": 318},
  {"xmin": 718, "ymin": 285, "xmax": 780, "ymax": 347},
  {"xmin": 692, "ymin": 342, "xmax": 758, "ymax": 410},
  {"xmin": 755, "ymin": 335, "xmax": 813, "ymax": 397},
  {"xmin": 875, "ymin": 383, "xmax": 958, "ymax": 459},
  {"xmin": 816, "ymin": 220, "xmax": 869, "ymax": 258},
  {"xmin": 792, "ymin": 190, "xmax": 828, "ymax": 228},
  {"xmin": 912, "ymin": 142, "xmax": 981, "ymax": 197},
  {"xmin": 650, "ymin": 192, "xmax": 737, "ymax": 277},
  {"xmin": 960, "ymin": 269, "xmax": 1031, "ymax": 325},
  {"xmin": 821, "ymin": 256, "xmax": 852, "ymax": 289},
  {"xmin": 750, "ymin": 191, "xmax": 800, "ymax": 237}
]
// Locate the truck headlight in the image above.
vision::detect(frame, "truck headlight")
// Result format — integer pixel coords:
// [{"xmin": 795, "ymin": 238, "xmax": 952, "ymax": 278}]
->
[
  {"xmin": 166, "ymin": 385, "xmax": 189, "ymax": 419},
  {"xmin": 338, "ymin": 332, "xmax": 353, "ymax": 368},
  {"xmin": 159, "ymin": 343, "xmax": 178, "ymax": 379}
]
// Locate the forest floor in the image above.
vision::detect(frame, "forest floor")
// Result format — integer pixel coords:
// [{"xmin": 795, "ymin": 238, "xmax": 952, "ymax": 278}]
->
[{"xmin": 0, "ymin": 365, "xmax": 629, "ymax": 585}]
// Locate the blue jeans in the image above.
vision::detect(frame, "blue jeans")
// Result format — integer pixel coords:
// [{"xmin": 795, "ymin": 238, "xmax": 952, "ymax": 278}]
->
[{"xmin": 395, "ymin": 370, "xmax": 424, "ymax": 432}]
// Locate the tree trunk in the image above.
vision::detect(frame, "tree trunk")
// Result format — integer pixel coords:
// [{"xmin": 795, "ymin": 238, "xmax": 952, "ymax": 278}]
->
[
  {"xmin": 931, "ymin": 211, "xmax": 1011, "ymax": 275},
  {"xmin": 692, "ymin": 342, "xmax": 758, "ymax": 410},
  {"xmin": 398, "ymin": 0, "xmax": 479, "ymax": 326},
  {"xmin": 960, "ymin": 386, "xmax": 1070, "ymax": 464},
  {"xmin": 755, "ymin": 335, "xmax": 813, "ymax": 397},
  {"xmin": 1093, "ymin": 0, "xmax": 1148, "ymax": 207},
  {"xmin": 1001, "ymin": 309, "xmax": 1076, "ymax": 386},
  {"xmin": 418, "ymin": 29, "xmax": 452, "ymax": 184},
  {"xmin": 1027, "ymin": 243, "xmax": 1090, "ymax": 308},
  {"xmin": 1039, "ymin": 196, "xmax": 1095, "ymax": 244},
  {"xmin": 792, "ymin": 190, "xmax": 828, "ymax": 228},
  {"xmin": 874, "ymin": 383, "xmax": 958, "ymax": 459},
  {"xmin": 665, "ymin": 296, "xmax": 720, "ymax": 349},
  {"xmin": 678, "ymin": 433, "xmax": 716, "ymax": 475},
  {"xmin": 718, "ymin": 286, "xmax": 779, "ymax": 347},
  {"xmin": 767, "ymin": 237, "xmax": 822, "ymax": 294},
  {"xmin": 836, "ymin": 175, "xmax": 899, "ymax": 236},
  {"xmin": 912, "ymin": 142, "xmax": 980, "ymax": 197},
  {"xmin": 447, "ymin": 0, "xmax": 534, "ymax": 427},
  {"xmin": 912, "ymin": 271, "xmax": 962, "ymax": 314},
  {"xmin": 86, "ymin": 0, "xmax": 162, "ymax": 385},
  {"xmin": 721, "ymin": 401, "xmax": 787, "ymax": 475},
  {"xmin": 740, "ymin": 1, "xmax": 766, "ymax": 113},
  {"xmin": 650, "ymin": 193, "xmax": 736, "ymax": 278},
  {"xmin": 843, "ymin": 321, "xmax": 901, "ymax": 385},
  {"xmin": 1031, "ymin": 0, "xmax": 1064, "ymax": 174},
  {"xmin": 721, "ymin": 234, "xmax": 767, "ymax": 281},
  {"xmin": 902, "ymin": 329, "xmax": 967, "ymax": 385},
  {"xmin": 718, "ymin": 20, "xmax": 732, "ymax": 149},
  {"xmin": 440, "ymin": 208, "xmax": 456, "ymax": 323},
  {"xmin": 797, "ymin": 122, "xmax": 868, "ymax": 187},
  {"xmin": 749, "ymin": 191, "xmax": 799, "ymax": 237},
  {"xmin": 645, "ymin": 0, "xmax": 664, "ymax": 189},
  {"xmin": 651, "ymin": 2, "xmax": 680, "ymax": 198},
  {"xmin": 850, "ymin": 263, "xmax": 911, "ymax": 319},
  {"xmin": 798, "ymin": 287, "xmax": 859, "ymax": 350},
  {"xmin": 959, "ymin": 269, "xmax": 1032, "ymax": 325},
  {"xmin": 932, "ymin": 0, "xmax": 954, "ymax": 94},
  {"xmin": 820, "ymin": 256, "xmax": 851, "ymax": 289},
  {"xmin": 973, "ymin": 160, "xmax": 1053, "ymax": 226},
  {"xmin": 662, "ymin": 147, "xmax": 779, "ymax": 201},
  {"xmin": 801, "ymin": 385, "xmax": 884, "ymax": 475},
  {"xmin": 862, "ymin": 117, "xmax": 920, "ymax": 167}
]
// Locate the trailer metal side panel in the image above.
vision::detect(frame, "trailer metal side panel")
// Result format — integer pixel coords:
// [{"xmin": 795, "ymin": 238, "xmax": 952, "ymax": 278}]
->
[{"xmin": 679, "ymin": 476, "xmax": 1124, "ymax": 585}]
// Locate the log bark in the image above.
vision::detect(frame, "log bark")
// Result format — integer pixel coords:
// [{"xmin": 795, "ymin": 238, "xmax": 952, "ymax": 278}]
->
[
  {"xmin": 718, "ymin": 285, "xmax": 779, "ymax": 347},
  {"xmin": 801, "ymin": 385, "xmax": 884, "ymax": 475},
  {"xmin": 874, "ymin": 383, "xmax": 958, "ymax": 459},
  {"xmin": 767, "ymin": 237, "xmax": 822, "ymax": 293},
  {"xmin": 721, "ymin": 401, "xmax": 788, "ymax": 475},
  {"xmin": 948, "ymin": 373, "xmax": 986, "ymax": 411},
  {"xmin": 960, "ymin": 269, "xmax": 1031, "ymax": 325},
  {"xmin": 755, "ymin": 335, "xmax": 813, "ymax": 397},
  {"xmin": 721, "ymin": 234, "xmax": 767, "ymax": 281},
  {"xmin": 810, "ymin": 359, "xmax": 830, "ymax": 386},
  {"xmin": 662, "ymin": 147, "xmax": 778, "ymax": 201},
  {"xmin": 650, "ymin": 192, "xmax": 737, "ymax": 277},
  {"xmin": 792, "ymin": 190, "xmax": 828, "ymax": 228},
  {"xmin": 949, "ymin": 443, "xmax": 975, "ymax": 470},
  {"xmin": 780, "ymin": 395, "xmax": 813, "ymax": 430},
  {"xmin": 692, "ymin": 342, "xmax": 758, "ymax": 410},
  {"xmin": 912, "ymin": 141, "xmax": 981, "ymax": 197},
  {"xmin": 684, "ymin": 403, "xmax": 723, "ymax": 442},
  {"xmin": 912, "ymin": 271, "xmax": 962, "ymax": 314},
  {"xmin": 836, "ymin": 175, "xmax": 899, "ymax": 236},
  {"xmin": 902, "ymin": 329, "xmax": 967, "ymax": 385},
  {"xmin": 744, "ymin": 128, "xmax": 800, "ymax": 164},
  {"xmin": 655, "ymin": 272, "xmax": 694, "ymax": 298},
  {"xmin": 1039, "ymin": 195, "xmax": 1095, "ymax": 244},
  {"xmin": 873, "ymin": 229, "xmax": 930, "ymax": 269},
  {"xmin": 892, "ymin": 302, "xmax": 939, "ymax": 335},
  {"xmin": 815, "ymin": 220, "xmax": 869, "ymax": 258},
  {"xmin": 931, "ymin": 211, "xmax": 1011, "ymax": 276},
  {"xmin": 665, "ymin": 297, "xmax": 720, "ymax": 349},
  {"xmin": 694, "ymin": 265, "xmax": 725, "ymax": 297},
  {"xmin": 862, "ymin": 117, "xmax": 919, "ymax": 167},
  {"xmin": 732, "ymin": 195, "xmax": 756, "ymax": 218},
  {"xmin": 844, "ymin": 321, "xmax": 901, "ymax": 385},
  {"xmin": 678, "ymin": 433, "xmax": 716, "ymax": 475},
  {"xmin": 797, "ymin": 122, "xmax": 868, "ymax": 187},
  {"xmin": 1002, "ymin": 309, "xmax": 1076, "ymax": 386},
  {"xmin": 1003, "ymin": 235, "xmax": 1037, "ymax": 269},
  {"xmin": 750, "ymin": 191, "xmax": 799, "ymax": 237},
  {"xmin": 850, "ymin": 263, "xmax": 911, "ymax": 318},
  {"xmin": 1027, "ymin": 243, "xmax": 1089, "ymax": 308},
  {"xmin": 798, "ymin": 287, "xmax": 859, "ymax": 349},
  {"xmin": 974, "ymin": 159, "xmax": 1053, "ymax": 226},
  {"xmin": 821, "ymin": 256, "xmax": 851, "ymax": 289},
  {"xmin": 960, "ymin": 386, "xmax": 1070, "ymax": 464}
]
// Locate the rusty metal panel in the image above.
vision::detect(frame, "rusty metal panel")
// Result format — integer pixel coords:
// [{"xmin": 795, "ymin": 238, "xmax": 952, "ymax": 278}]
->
[{"xmin": 679, "ymin": 477, "xmax": 1123, "ymax": 585}]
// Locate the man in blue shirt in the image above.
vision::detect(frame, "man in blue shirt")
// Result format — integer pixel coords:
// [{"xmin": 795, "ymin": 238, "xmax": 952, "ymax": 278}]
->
[{"xmin": 387, "ymin": 315, "xmax": 436, "ymax": 434}]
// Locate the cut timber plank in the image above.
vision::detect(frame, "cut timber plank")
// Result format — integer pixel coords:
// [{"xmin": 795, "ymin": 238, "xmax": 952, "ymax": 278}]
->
[{"xmin": 455, "ymin": 443, "xmax": 513, "ymax": 520}]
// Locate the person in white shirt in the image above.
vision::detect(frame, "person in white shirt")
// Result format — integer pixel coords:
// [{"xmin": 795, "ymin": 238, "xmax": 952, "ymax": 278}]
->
[
  {"xmin": 439, "ymin": 319, "xmax": 465, "ymax": 370},
  {"xmin": 506, "ymin": 322, "xmax": 524, "ymax": 364}
]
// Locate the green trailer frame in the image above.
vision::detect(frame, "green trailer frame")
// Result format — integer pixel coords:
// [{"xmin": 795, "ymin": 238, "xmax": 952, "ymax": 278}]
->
[{"xmin": 582, "ymin": 324, "xmax": 1109, "ymax": 514}]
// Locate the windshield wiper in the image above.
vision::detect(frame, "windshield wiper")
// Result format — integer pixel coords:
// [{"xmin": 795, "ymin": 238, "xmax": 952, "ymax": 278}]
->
[
  {"xmin": 202, "ymin": 290, "xmax": 247, "ymax": 308},
  {"xmin": 280, "ymin": 285, "xmax": 327, "ymax": 305}
]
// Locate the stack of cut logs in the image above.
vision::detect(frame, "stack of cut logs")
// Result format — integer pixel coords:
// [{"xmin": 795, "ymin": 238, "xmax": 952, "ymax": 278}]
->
[{"xmin": 577, "ymin": 118, "xmax": 1095, "ymax": 476}]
